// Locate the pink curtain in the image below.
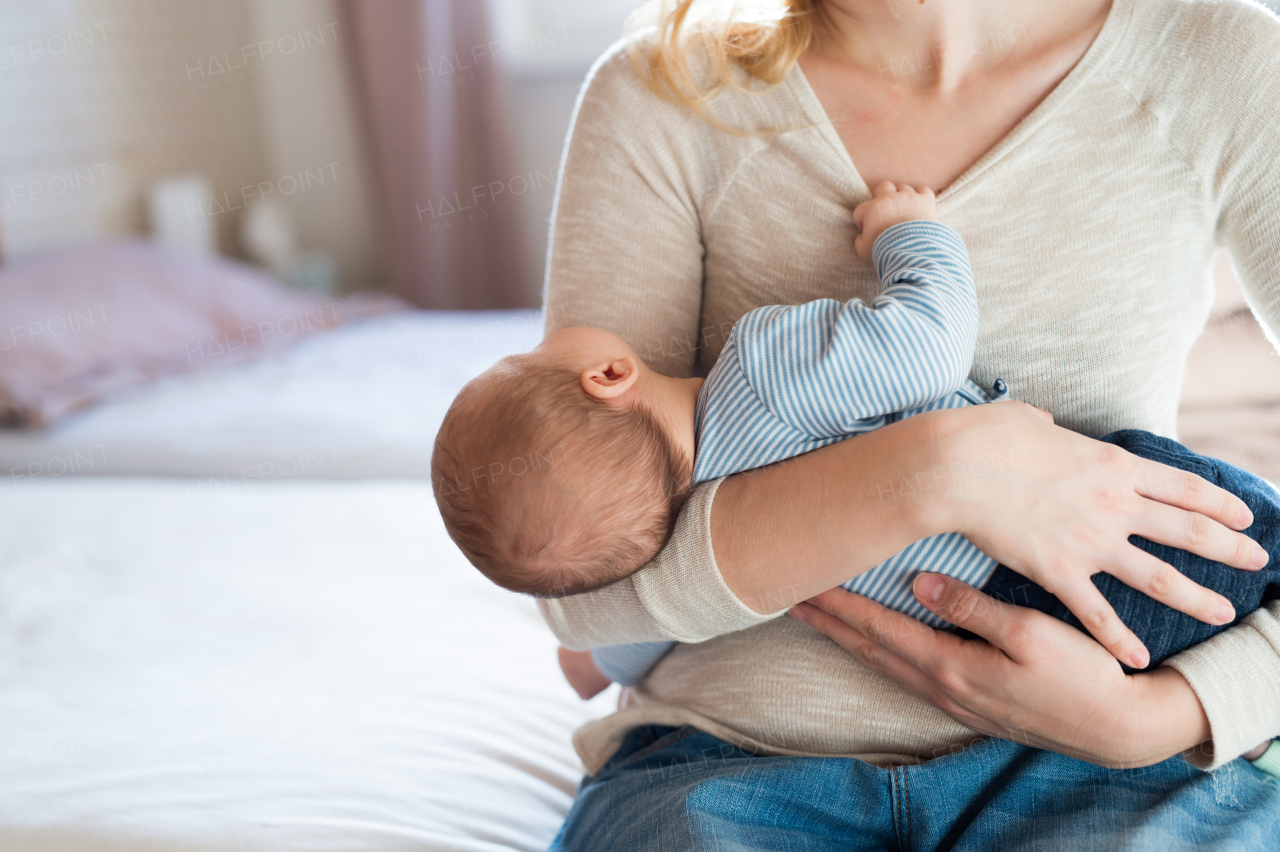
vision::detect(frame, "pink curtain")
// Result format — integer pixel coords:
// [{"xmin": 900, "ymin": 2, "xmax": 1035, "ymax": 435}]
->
[{"xmin": 347, "ymin": 0, "xmax": 528, "ymax": 309}]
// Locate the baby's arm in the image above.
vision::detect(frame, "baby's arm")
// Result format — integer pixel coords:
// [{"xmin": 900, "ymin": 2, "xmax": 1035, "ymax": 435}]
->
[{"xmin": 732, "ymin": 183, "xmax": 978, "ymax": 436}]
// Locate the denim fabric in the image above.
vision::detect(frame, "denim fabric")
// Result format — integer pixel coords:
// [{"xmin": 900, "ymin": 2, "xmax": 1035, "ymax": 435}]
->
[
  {"xmin": 551, "ymin": 725, "xmax": 1280, "ymax": 851},
  {"xmin": 980, "ymin": 430, "xmax": 1280, "ymax": 670}
]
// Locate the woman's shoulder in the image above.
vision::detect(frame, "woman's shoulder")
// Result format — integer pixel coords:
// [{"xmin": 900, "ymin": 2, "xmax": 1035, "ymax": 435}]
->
[
  {"xmin": 574, "ymin": 37, "xmax": 678, "ymax": 124},
  {"xmin": 1166, "ymin": 0, "xmax": 1280, "ymax": 42},
  {"xmin": 574, "ymin": 32, "xmax": 809, "ymax": 142},
  {"xmin": 1121, "ymin": 0, "xmax": 1280, "ymax": 102},
  {"xmin": 1111, "ymin": 0, "xmax": 1280, "ymax": 177}
]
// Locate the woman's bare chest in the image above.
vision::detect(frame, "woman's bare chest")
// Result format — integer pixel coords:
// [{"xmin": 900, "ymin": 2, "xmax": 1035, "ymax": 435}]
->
[{"xmin": 816, "ymin": 84, "xmax": 1043, "ymax": 192}]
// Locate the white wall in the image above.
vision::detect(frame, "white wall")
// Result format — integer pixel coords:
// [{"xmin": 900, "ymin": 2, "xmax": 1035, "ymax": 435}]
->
[
  {"xmin": 0, "ymin": 0, "xmax": 386, "ymax": 292},
  {"xmin": 0, "ymin": 0, "xmax": 631, "ymax": 296},
  {"xmin": 0, "ymin": 0, "xmax": 269, "ymax": 259},
  {"xmin": 489, "ymin": 0, "xmax": 645, "ymax": 303},
  {"xmin": 247, "ymin": 0, "xmax": 386, "ymax": 291}
]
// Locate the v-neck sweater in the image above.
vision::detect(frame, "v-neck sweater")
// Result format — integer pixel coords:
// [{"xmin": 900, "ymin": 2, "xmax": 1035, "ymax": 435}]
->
[{"xmin": 540, "ymin": 0, "xmax": 1280, "ymax": 774}]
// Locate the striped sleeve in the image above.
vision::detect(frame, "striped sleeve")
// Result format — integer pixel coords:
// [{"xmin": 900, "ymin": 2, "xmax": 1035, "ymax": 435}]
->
[
  {"xmin": 692, "ymin": 337, "xmax": 848, "ymax": 482},
  {"xmin": 590, "ymin": 642, "xmax": 675, "ymax": 686},
  {"xmin": 733, "ymin": 221, "xmax": 979, "ymax": 439}
]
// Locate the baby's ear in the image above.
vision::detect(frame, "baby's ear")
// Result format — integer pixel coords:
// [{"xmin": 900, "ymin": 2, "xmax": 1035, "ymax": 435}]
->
[{"xmin": 580, "ymin": 356, "xmax": 640, "ymax": 400}]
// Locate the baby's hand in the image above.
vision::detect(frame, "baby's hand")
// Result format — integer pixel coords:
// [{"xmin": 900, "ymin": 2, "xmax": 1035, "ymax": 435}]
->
[{"xmin": 853, "ymin": 181, "xmax": 939, "ymax": 263}]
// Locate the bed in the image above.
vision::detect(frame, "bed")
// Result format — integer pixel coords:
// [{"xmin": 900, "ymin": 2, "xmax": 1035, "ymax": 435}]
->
[
  {"xmin": 0, "ymin": 477, "xmax": 614, "ymax": 851},
  {"xmin": 0, "ymin": 281, "xmax": 611, "ymax": 850},
  {"xmin": 0, "ymin": 309, "xmax": 544, "ymax": 482}
]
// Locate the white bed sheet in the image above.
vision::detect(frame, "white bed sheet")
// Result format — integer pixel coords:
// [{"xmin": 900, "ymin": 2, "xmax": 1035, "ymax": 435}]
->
[
  {"xmin": 0, "ymin": 479, "xmax": 614, "ymax": 851},
  {"xmin": 0, "ymin": 310, "xmax": 544, "ymax": 483}
]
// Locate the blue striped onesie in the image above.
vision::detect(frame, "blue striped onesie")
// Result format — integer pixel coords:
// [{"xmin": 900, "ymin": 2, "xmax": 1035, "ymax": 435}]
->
[{"xmin": 592, "ymin": 220, "xmax": 1009, "ymax": 686}]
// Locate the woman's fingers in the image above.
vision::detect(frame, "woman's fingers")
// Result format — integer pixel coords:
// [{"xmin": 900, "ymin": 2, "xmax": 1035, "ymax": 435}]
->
[
  {"xmin": 790, "ymin": 600, "xmax": 984, "ymax": 724},
  {"xmin": 1107, "ymin": 544, "xmax": 1237, "ymax": 626},
  {"xmin": 790, "ymin": 596, "xmax": 943, "ymax": 695},
  {"xmin": 911, "ymin": 574, "xmax": 1049, "ymax": 664},
  {"xmin": 1048, "ymin": 580, "xmax": 1149, "ymax": 669},
  {"xmin": 800, "ymin": 588, "xmax": 961, "ymax": 665},
  {"xmin": 802, "ymin": 588, "xmax": 928, "ymax": 648},
  {"xmin": 1132, "ymin": 456, "xmax": 1253, "ymax": 531},
  {"xmin": 1130, "ymin": 498, "xmax": 1266, "ymax": 570}
]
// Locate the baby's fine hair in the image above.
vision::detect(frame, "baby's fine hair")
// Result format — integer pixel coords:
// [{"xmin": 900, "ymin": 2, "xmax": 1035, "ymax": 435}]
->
[{"xmin": 432, "ymin": 359, "xmax": 692, "ymax": 597}]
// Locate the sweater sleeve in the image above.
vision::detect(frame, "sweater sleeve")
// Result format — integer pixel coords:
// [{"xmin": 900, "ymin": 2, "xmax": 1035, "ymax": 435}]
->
[
  {"xmin": 1165, "ymin": 603, "xmax": 1280, "ymax": 770},
  {"xmin": 538, "ymin": 44, "xmax": 781, "ymax": 647},
  {"xmin": 542, "ymin": 41, "xmax": 705, "ymax": 377},
  {"xmin": 1214, "ymin": 10, "xmax": 1280, "ymax": 344},
  {"xmin": 1167, "ymin": 1, "xmax": 1280, "ymax": 770},
  {"xmin": 537, "ymin": 478, "xmax": 779, "ymax": 648},
  {"xmin": 735, "ymin": 221, "xmax": 978, "ymax": 438}
]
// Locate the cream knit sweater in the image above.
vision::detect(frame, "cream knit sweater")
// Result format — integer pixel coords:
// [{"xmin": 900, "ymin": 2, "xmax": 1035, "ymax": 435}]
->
[{"xmin": 540, "ymin": 0, "xmax": 1280, "ymax": 774}]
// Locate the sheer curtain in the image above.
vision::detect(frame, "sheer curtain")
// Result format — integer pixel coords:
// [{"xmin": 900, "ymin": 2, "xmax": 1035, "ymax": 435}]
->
[{"xmin": 347, "ymin": 0, "xmax": 528, "ymax": 308}]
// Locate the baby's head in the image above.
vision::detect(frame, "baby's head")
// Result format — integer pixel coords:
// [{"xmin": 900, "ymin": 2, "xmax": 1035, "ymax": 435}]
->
[{"xmin": 432, "ymin": 327, "xmax": 698, "ymax": 597}]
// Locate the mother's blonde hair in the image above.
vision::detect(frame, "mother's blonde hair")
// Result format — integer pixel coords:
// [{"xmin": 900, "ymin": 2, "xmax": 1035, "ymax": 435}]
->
[{"xmin": 626, "ymin": 0, "xmax": 817, "ymax": 125}]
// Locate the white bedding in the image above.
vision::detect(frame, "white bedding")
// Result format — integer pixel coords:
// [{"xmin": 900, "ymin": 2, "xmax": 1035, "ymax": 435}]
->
[
  {"xmin": 0, "ymin": 310, "xmax": 544, "ymax": 483},
  {"xmin": 0, "ymin": 479, "xmax": 613, "ymax": 851}
]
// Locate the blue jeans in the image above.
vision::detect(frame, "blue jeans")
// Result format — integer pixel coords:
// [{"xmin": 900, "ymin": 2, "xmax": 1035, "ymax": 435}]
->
[
  {"xmin": 980, "ymin": 430, "xmax": 1280, "ymax": 670},
  {"xmin": 551, "ymin": 726, "xmax": 1280, "ymax": 850}
]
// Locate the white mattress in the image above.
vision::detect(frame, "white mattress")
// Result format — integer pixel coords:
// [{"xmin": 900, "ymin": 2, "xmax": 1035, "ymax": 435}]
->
[
  {"xmin": 0, "ymin": 310, "xmax": 544, "ymax": 482},
  {"xmin": 0, "ymin": 478, "xmax": 614, "ymax": 851}
]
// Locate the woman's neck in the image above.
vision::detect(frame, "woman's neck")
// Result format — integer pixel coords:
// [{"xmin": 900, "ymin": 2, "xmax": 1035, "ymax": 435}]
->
[{"xmin": 809, "ymin": 0, "xmax": 1108, "ymax": 91}]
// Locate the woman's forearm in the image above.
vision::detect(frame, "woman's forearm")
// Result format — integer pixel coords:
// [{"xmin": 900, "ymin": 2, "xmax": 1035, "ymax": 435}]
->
[
  {"xmin": 714, "ymin": 397, "xmax": 1259, "ymax": 624},
  {"xmin": 1165, "ymin": 600, "xmax": 1280, "ymax": 769},
  {"xmin": 541, "ymin": 478, "xmax": 783, "ymax": 648},
  {"xmin": 1132, "ymin": 667, "xmax": 1212, "ymax": 767},
  {"xmin": 712, "ymin": 408, "xmax": 960, "ymax": 613}
]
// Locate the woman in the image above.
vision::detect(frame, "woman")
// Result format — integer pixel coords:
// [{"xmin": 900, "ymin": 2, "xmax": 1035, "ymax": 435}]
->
[{"xmin": 541, "ymin": 0, "xmax": 1280, "ymax": 846}]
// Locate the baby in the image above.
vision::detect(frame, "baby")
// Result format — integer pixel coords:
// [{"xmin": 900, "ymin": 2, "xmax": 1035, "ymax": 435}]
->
[{"xmin": 433, "ymin": 183, "xmax": 1280, "ymax": 767}]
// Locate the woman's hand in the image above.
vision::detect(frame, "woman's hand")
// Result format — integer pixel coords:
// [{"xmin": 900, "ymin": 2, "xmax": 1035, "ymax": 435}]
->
[
  {"xmin": 791, "ymin": 576, "xmax": 1213, "ymax": 768},
  {"xmin": 929, "ymin": 402, "xmax": 1263, "ymax": 669},
  {"xmin": 712, "ymin": 402, "xmax": 1259, "ymax": 646}
]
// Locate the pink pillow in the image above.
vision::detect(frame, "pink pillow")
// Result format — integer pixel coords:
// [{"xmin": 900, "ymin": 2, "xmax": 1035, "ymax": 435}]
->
[{"xmin": 0, "ymin": 241, "xmax": 401, "ymax": 427}]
